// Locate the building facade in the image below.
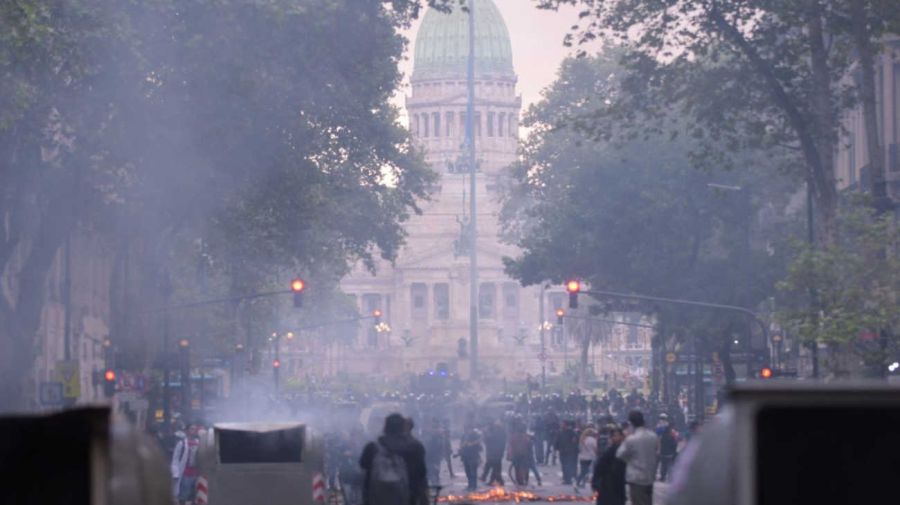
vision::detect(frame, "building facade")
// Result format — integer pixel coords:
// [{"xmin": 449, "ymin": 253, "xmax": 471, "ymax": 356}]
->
[
  {"xmin": 339, "ymin": 0, "xmax": 653, "ymax": 383},
  {"xmin": 341, "ymin": 0, "xmax": 542, "ymax": 379},
  {"xmin": 834, "ymin": 36, "xmax": 900, "ymax": 194}
]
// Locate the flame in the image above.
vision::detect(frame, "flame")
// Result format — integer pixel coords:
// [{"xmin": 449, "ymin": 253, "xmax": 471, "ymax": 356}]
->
[{"xmin": 438, "ymin": 486, "xmax": 595, "ymax": 503}]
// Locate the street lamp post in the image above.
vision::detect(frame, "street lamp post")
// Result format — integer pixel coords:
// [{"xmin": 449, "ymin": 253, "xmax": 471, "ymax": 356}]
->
[
  {"xmin": 162, "ymin": 314, "xmax": 171, "ymax": 431},
  {"xmin": 178, "ymin": 338, "xmax": 190, "ymax": 417},
  {"xmin": 465, "ymin": 0, "xmax": 479, "ymax": 380},
  {"xmin": 539, "ymin": 284, "xmax": 547, "ymax": 389},
  {"xmin": 807, "ymin": 179, "xmax": 819, "ymax": 379}
]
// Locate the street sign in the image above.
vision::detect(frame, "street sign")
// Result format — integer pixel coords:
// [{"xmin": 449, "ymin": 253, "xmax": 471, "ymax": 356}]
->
[
  {"xmin": 665, "ymin": 352, "xmax": 677, "ymax": 364},
  {"xmin": 56, "ymin": 360, "xmax": 80, "ymax": 398},
  {"xmin": 39, "ymin": 382, "xmax": 64, "ymax": 406}
]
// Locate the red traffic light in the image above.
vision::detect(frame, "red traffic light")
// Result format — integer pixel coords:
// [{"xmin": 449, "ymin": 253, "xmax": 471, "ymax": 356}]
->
[
  {"xmin": 291, "ymin": 278, "xmax": 305, "ymax": 292},
  {"xmin": 555, "ymin": 308, "xmax": 565, "ymax": 318},
  {"xmin": 566, "ymin": 280, "xmax": 581, "ymax": 293},
  {"xmin": 760, "ymin": 367, "xmax": 774, "ymax": 379},
  {"xmin": 372, "ymin": 309, "xmax": 382, "ymax": 318},
  {"xmin": 272, "ymin": 359, "xmax": 281, "ymax": 369},
  {"xmin": 104, "ymin": 369, "xmax": 116, "ymax": 382}
]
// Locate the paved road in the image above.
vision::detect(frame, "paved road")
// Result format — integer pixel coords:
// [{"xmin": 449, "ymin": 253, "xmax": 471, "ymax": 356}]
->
[{"xmin": 433, "ymin": 462, "xmax": 669, "ymax": 504}]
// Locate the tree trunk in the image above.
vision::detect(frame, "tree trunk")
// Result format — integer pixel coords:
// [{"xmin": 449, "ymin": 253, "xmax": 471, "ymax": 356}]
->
[
  {"xmin": 806, "ymin": 7, "xmax": 840, "ymax": 245},
  {"xmin": 708, "ymin": 5, "xmax": 839, "ymax": 245},
  {"xmin": 0, "ymin": 238, "xmax": 65, "ymax": 411}
]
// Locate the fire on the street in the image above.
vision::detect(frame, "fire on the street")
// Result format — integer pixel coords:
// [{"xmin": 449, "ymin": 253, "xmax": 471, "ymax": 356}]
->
[{"xmin": 438, "ymin": 486, "xmax": 596, "ymax": 503}]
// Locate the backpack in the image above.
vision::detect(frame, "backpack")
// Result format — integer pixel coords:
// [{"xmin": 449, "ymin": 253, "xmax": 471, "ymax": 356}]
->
[{"xmin": 369, "ymin": 443, "xmax": 410, "ymax": 505}]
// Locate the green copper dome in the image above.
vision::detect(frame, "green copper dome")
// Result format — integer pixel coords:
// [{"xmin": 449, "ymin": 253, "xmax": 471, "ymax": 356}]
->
[{"xmin": 412, "ymin": 0, "xmax": 515, "ymax": 81}]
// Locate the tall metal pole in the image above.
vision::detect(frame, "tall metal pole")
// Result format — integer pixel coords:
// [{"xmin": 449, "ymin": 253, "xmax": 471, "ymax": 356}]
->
[
  {"xmin": 539, "ymin": 285, "xmax": 546, "ymax": 389},
  {"xmin": 466, "ymin": 0, "xmax": 479, "ymax": 380},
  {"xmin": 274, "ymin": 336, "xmax": 280, "ymax": 393},
  {"xmin": 807, "ymin": 179, "xmax": 819, "ymax": 379},
  {"xmin": 162, "ymin": 314, "xmax": 171, "ymax": 431},
  {"xmin": 63, "ymin": 235, "xmax": 72, "ymax": 361}
]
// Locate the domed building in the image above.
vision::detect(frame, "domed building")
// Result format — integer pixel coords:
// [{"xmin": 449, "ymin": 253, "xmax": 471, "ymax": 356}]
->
[{"xmin": 339, "ymin": 0, "xmax": 548, "ymax": 379}]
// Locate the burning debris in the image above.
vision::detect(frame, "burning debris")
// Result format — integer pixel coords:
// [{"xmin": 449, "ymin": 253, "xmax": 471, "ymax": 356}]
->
[{"xmin": 438, "ymin": 486, "xmax": 596, "ymax": 503}]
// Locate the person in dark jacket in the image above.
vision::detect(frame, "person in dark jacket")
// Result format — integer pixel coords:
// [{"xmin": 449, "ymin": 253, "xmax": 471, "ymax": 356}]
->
[
  {"xmin": 543, "ymin": 411, "xmax": 560, "ymax": 465},
  {"xmin": 657, "ymin": 419, "xmax": 678, "ymax": 481},
  {"xmin": 507, "ymin": 421, "xmax": 532, "ymax": 487},
  {"xmin": 424, "ymin": 418, "xmax": 445, "ymax": 486},
  {"xmin": 441, "ymin": 419, "xmax": 455, "ymax": 479},
  {"xmin": 458, "ymin": 425, "xmax": 483, "ymax": 492},
  {"xmin": 592, "ymin": 427, "xmax": 626, "ymax": 505},
  {"xmin": 359, "ymin": 413, "xmax": 428, "ymax": 505},
  {"xmin": 555, "ymin": 420, "xmax": 579, "ymax": 485},
  {"xmin": 481, "ymin": 420, "xmax": 506, "ymax": 485}
]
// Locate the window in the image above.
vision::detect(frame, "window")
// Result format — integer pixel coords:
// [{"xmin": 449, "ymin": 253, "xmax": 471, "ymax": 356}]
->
[
  {"xmin": 627, "ymin": 327, "xmax": 637, "ymax": 347},
  {"xmin": 411, "ymin": 283, "xmax": 427, "ymax": 320},
  {"xmin": 487, "ymin": 112, "xmax": 495, "ymax": 137},
  {"xmin": 474, "ymin": 112, "xmax": 481, "ymax": 137},
  {"xmin": 502, "ymin": 282, "xmax": 518, "ymax": 318},
  {"xmin": 432, "ymin": 112, "xmax": 441, "ymax": 138},
  {"xmin": 422, "ymin": 113, "xmax": 429, "ymax": 137},
  {"xmin": 413, "ymin": 114, "xmax": 420, "ymax": 136},
  {"xmin": 508, "ymin": 115, "xmax": 515, "ymax": 138},
  {"xmin": 446, "ymin": 112, "xmax": 454, "ymax": 137},
  {"xmin": 460, "ymin": 112, "xmax": 466, "ymax": 136},
  {"xmin": 498, "ymin": 112, "xmax": 505, "ymax": 137},
  {"xmin": 479, "ymin": 282, "xmax": 496, "ymax": 319},
  {"xmin": 434, "ymin": 283, "xmax": 449, "ymax": 320}
]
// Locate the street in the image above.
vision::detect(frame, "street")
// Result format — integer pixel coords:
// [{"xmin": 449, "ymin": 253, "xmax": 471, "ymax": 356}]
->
[{"xmin": 431, "ymin": 457, "xmax": 669, "ymax": 505}]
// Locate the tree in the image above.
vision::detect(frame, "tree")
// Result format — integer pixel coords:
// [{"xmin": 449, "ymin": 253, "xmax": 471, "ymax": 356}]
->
[
  {"xmin": 536, "ymin": 0, "xmax": 898, "ymax": 245},
  {"xmin": 0, "ymin": 0, "xmax": 437, "ymax": 410},
  {"xmin": 501, "ymin": 53, "xmax": 798, "ymax": 395},
  {"xmin": 777, "ymin": 199, "xmax": 900, "ymax": 377}
]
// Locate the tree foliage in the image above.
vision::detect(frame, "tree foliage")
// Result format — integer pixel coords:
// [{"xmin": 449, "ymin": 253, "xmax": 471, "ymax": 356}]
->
[
  {"xmin": 535, "ymin": 0, "xmax": 900, "ymax": 244},
  {"xmin": 0, "ymin": 0, "xmax": 437, "ymax": 409},
  {"xmin": 501, "ymin": 53, "xmax": 799, "ymax": 386},
  {"xmin": 777, "ymin": 199, "xmax": 900, "ymax": 375}
]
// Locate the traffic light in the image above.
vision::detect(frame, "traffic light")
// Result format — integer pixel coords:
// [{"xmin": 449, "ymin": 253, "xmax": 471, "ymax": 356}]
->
[
  {"xmin": 272, "ymin": 358, "xmax": 281, "ymax": 369},
  {"xmin": 372, "ymin": 309, "xmax": 382, "ymax": 325},
  {"xmin": 760, "ymin": 367, "xmax": 774, "ymax": 379},
  {"xmin": 556, "ymin": 308, "xmax": 565, "ymax": 325},
  {"xmin": 291, "ymin": 277, "xmax": 305, "ymax": 308},
  {"xmin": 103, "ymin": 369, "xmax": 116, "ymax": 397},
  {"xmin": 566, "ymin": 279, "xmax": 581, "ymax": 309}
]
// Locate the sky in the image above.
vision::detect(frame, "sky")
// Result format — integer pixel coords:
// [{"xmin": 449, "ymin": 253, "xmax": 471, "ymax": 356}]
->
[{"xmin": 394, "ymin": 1, "xmax": 584, "ymax": 118}]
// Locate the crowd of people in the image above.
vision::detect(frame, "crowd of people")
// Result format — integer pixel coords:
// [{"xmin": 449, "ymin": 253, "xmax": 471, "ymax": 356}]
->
[
  {"xmin": 337, "ymin": 406, "xmax": 700, "ymax": 505},
  {"xmin": 149, "ymin": 385, "xmax": 697, "ymax": 505}
]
